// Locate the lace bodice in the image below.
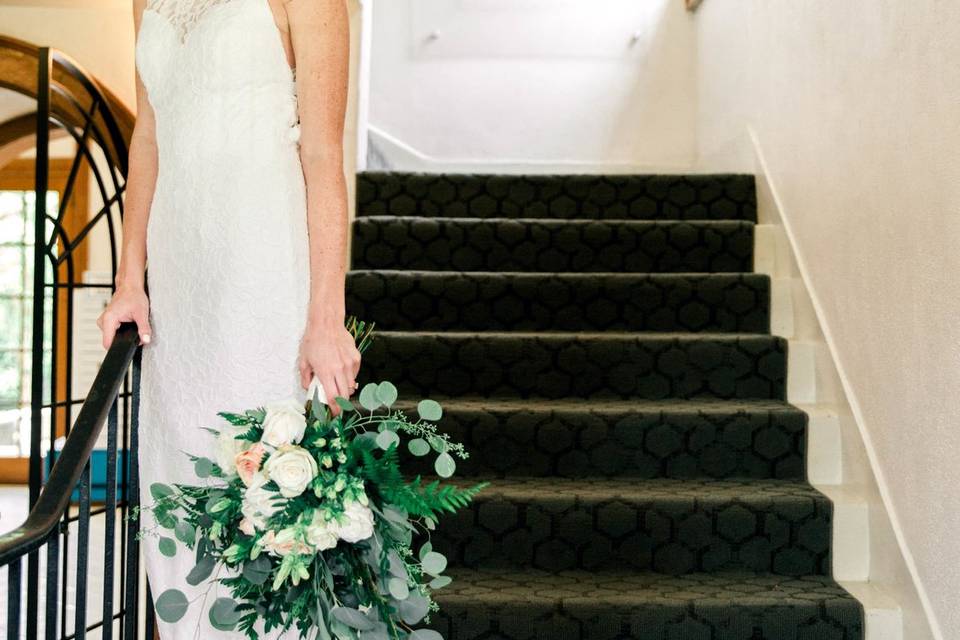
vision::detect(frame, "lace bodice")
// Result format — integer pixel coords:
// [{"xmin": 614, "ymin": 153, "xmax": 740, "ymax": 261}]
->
[
  {"xmin": 145, "ymin": 0, "xmax": 241, "ymax": 42},
  {"xmin": 136, "ymin": 0, "xmax": 300, "ymax": 171}
]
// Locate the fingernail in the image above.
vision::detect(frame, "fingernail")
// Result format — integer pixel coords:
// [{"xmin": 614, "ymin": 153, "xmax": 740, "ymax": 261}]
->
[{"xmin": 142, "ymin": 334, "xmax": 152, "ymax": 344}]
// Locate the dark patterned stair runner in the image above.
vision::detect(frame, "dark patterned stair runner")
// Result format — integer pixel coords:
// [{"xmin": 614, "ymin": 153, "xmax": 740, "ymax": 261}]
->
[{"xmin": 350, "ymin": 172, "xmax": 864, "ymax": 639}]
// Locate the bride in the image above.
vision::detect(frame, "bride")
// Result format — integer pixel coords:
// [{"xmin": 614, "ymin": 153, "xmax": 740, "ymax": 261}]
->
[{"xmin": 96, "ymin": 0, "xmax": 358, "ymax": 637}]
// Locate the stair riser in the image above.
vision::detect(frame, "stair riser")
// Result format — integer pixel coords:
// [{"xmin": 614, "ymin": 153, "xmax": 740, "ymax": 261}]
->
[
  {"xmin": 432, "ymin": 492, "xmax": 833, "ymax": 575},
  {"xmin": 358, "ymin": 334, "xmax": 788, "ymax": 400},
  {"xmin": 351, "ymin": 218, "xmax": 755, "ymax": 273},
  {"xmin": 357, "ymin": 172, "xmax": 758, "ymax": 221},
  {"xmin": 347, "ymin": 272, "xmax": 771, "ymax": 333},
  {"xmin": 399, "ymin": 405, "xmax": 807, "ymax": 479}
]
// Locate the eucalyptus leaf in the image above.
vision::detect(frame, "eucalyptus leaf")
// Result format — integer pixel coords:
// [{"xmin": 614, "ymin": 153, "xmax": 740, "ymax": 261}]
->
[
  {"xmin": 387, "ymin": 550, "xmax": 407, "ymax": 579},
  {"xmin": 331, "ymin": 606, "xmax": 375, "ymax": 631},
  {"xmin": 375, "ymin": 381, "xmax": 398, "ymax": 407},
  {"xmin": 242, "ymin": 554, "xmax": 272, "ymax": 585},
  {"xmin": 429, "ymin": 575, "xmax": 453, "ymax": 589},
  {"xmin": 417, "ymin": 399, "xmax": 442, "ymax": 421},
  {"xmin": 158, "ymin": 537, "xmax": 177, "ymax": 558},
  {"xmin": 156, "ymin": 511, "xmax": 177, "ymax": 530},
  {"xmin": 421, "ymin": 551, "xmax": 447, "ymax": 577},
  {"xmin": 186, "ymin": 556, "xmax": 216, "ymax": 586},
  {"xmin": 397, "ymin": 593, "xmax": 430, "ymax": 625},
  {"xmin": 154, "ymin": 589, "xmax": 189, "ymax": 623},
  {"xmin": 174, "ymin": 521, "xmax": 196, "ymax": 546},
  {"xmin": 359, "ymin": 383, "xmax": 381, "ymax": 411},
  {"xmin": 409, "ymin": 630, "xmax": 443, "ymax": 640},
  {"xmin": 150, "ymin": 483, "xmax": 174, "ymax": 502},
  {"xmin": 335, "ymin": 397, "xmax": 356, "ymax": 413},
  {"xmin": 428, "ymin": 435, "xmax": 448, "ymax": 453},
  {"xmin": 408, "ymin": 438, "xmax": 431, "ymax": 457},
  {"xmin": 419, "ymin": 542, "xmax": 433, "ymax": 561},
  {"xmin": 375, "ymin": 430, "xmax": 400, "ymax": 451},
  {"xmin": 194, "ymin": 457, "xmax": 214, "ymax": 478},
  {"xmin": 382, "ymin": 505, "xmax": 408, "ymax": 524},
  {"xmin": 388, "ymin": 577, "xmax": 410, "ymax": 600},
  {"xmin": 208, "ymin": 597, "xmax": 242, "ymax": 631},
  {"xmin": 434, "ymin": 452, "xmax": 456, "ymax": 478}
]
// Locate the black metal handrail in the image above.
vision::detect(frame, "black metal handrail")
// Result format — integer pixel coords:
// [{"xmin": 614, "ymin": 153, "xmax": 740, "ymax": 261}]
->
[
  {"xmin": 0, "ymin": 41, "xmax": 148, "ymax": 640},
  {"xmin": 0, "ymin": 324, "xmax": 139, "ymax": 566}
]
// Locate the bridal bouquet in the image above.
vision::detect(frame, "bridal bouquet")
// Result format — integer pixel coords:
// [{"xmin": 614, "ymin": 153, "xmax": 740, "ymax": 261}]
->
[{"xmin": 139, "ymin": 317, "xmax": 486, "ymax": 639}]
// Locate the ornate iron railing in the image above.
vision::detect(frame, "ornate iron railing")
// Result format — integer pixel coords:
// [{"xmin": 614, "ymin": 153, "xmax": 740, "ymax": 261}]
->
[{"xmin": 0, "ymin": 45, "xmax": 152, "ymax": 639}]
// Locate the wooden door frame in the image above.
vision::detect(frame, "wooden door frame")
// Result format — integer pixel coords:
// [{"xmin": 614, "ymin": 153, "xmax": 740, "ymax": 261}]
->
[{"xmin": 0, "ymin": 157, "xmax": 90, "ymax": 483}]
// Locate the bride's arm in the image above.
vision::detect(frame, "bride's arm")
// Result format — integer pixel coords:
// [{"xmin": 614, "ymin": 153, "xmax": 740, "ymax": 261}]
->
[
  {"xmin": 287, "ymin": 0, "xmax": 360, "ymax": 412},
  {"xmin": 98, "ymin": 0, "xmax": 157, "ymax": 348}
]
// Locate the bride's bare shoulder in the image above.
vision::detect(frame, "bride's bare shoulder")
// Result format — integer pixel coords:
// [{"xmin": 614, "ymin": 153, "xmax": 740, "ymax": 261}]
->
[{"xmin": 282, "ymin": 0, "xmax": 349, "ymax": 16}]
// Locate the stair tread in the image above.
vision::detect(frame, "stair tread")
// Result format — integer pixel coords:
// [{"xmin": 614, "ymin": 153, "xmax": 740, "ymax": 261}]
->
[
  {"xmin": 350, "ymin": 269, "xmax": 766, "ymax": 278},
  {"xmin": 374, "ymin": 330, "xmax": 781, "ymax": 340},
  {"xmin": 460, "ymin": 476, "xmax": 825, "ymax": 502},
  {"xmin": 357, "ymin": 172, "xmax": 758, "ymax": 222},
  {"xmin": 396, "ymin": 397, "xmax": 800, "ymax": 412},
  {"xmin": 359, "ymin": 215, "xmax": 754, "ymax": 225},
  {"xmin": 437, "ymin": 567, "xmax": 860, "ymax": 605},
  {"xmin": 352, "ymin": 215, "xmax": 755, "ymax": 273}
]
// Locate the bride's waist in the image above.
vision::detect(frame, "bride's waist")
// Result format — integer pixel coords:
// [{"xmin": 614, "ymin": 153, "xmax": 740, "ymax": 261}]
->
[
  {"xmin": 153, "ymin": 92, "xmax": 300, "ymax": 153},
  {"xmin": 154, "ymin": 127, "xmax": 302, "ymax": 176}
]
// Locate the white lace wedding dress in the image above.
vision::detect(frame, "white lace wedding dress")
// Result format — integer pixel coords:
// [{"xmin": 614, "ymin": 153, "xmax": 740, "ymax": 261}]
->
[{"xmin": 135, "ymin": 0, "xmax": 310, "ymax": 637}]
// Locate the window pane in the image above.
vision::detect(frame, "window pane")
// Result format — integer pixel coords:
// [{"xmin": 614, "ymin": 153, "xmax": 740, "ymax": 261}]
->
[
  {"xmin": 0, "ymin": 248, "xmax": 23, "ymax": 296},
  {"xmin": 0, "ymin": 192, "xmax": 27, "ymax": 245},
  {"xmin": 0, "ymin": 297, "xmax": 23, "ymax": 349},
  {"xmin": 0, "ymin": 349, "xmax": 20, "ymax": 409}
]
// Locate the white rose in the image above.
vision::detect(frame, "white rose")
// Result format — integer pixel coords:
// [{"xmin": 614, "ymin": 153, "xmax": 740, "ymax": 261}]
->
[
  {"xmin": 264, "ymin": 445, "xmax": 318, "ymax": 498},
  {"xmin": 305, "ymin": 510, "xmax": 339, "ymax": 551},
  {"xmin": 240, "ymin": 472, "xmax": 283, "ymax": 530},
  {"xmin": 334, "ymin": 500, "xmax": 375, "ymax": 543},
  {"xmin": 261, "ymin": 397, "xmax": 307, "ymax": 448},
  {"xmin": 216, "ymin": 425, "xmax": 247, "ymax": 476}
]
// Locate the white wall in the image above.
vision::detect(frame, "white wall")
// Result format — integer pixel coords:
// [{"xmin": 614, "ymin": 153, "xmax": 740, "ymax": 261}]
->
[
  {"xmin": 368, "ymin": 0, "xmax": 698, "ymax": 171},
  {"xmin": 0, "ymin": 2, "xmax": 137, "ymax": 109},
  {"xmin": 695, "ymin": 3, "xmax": 960, "ymax": 637}
]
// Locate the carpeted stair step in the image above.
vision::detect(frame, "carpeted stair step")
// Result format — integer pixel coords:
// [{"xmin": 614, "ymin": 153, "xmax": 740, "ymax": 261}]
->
[
  {"xmin": 351, "ymin": 217, "xmax": 754, "ymax": 273},
  {"xmin": 429, "ymin": 568, "xmax": 864, "ymax": 640},
  {"xmin": 358, "ymin": 331, "xmax": 787, "ymax": 400},
  {"xmin": 396, "ymin": 398, "xmax": 806, "ymax": 480},
  {"xmin": 357, "ymin": 172, "xmax": 757, "ymax": 221},
  {"xmin": 346, "ymin": 271, "xmax": 770, "ymax": 333},
  {"xmin": 430, "ymin": 477, "xmax": 832, "ymax": 575}
]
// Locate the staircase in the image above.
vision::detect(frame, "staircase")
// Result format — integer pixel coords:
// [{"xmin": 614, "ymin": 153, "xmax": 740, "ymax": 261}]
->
[{"xmin": 349, "ymin": 173, "xmax": 865, "ymax": 639}]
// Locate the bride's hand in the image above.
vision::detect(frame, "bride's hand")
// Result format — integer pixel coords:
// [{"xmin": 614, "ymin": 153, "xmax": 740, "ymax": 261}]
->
[
  {"xmin": 97, "ymin": 285, "xmax": 152, "ymax": 349},
  {"xmin": 298, "ymin": 321, "xmax": 362, "ymax": 416}
]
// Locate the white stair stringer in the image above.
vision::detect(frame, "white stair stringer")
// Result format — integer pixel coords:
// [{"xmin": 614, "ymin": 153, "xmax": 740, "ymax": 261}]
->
[{"xmin": 756, "ymin": 221, "xmax": 905, "ymax": 640}]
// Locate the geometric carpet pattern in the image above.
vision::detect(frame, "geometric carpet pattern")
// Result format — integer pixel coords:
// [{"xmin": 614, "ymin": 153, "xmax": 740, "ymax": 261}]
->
[{"xmin": 350, "ymin": 172, "xmax": 864, "ymax": 639}]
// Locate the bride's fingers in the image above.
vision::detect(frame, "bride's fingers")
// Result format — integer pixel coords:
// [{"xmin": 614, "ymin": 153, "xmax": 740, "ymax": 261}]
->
[
  {"xmin": 298, "ymin": 359, "xmax": 312, "ymax": 389},
  {"xmin": 334, "ymin": 369, "xmax": 353, "ymax": 399}
]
